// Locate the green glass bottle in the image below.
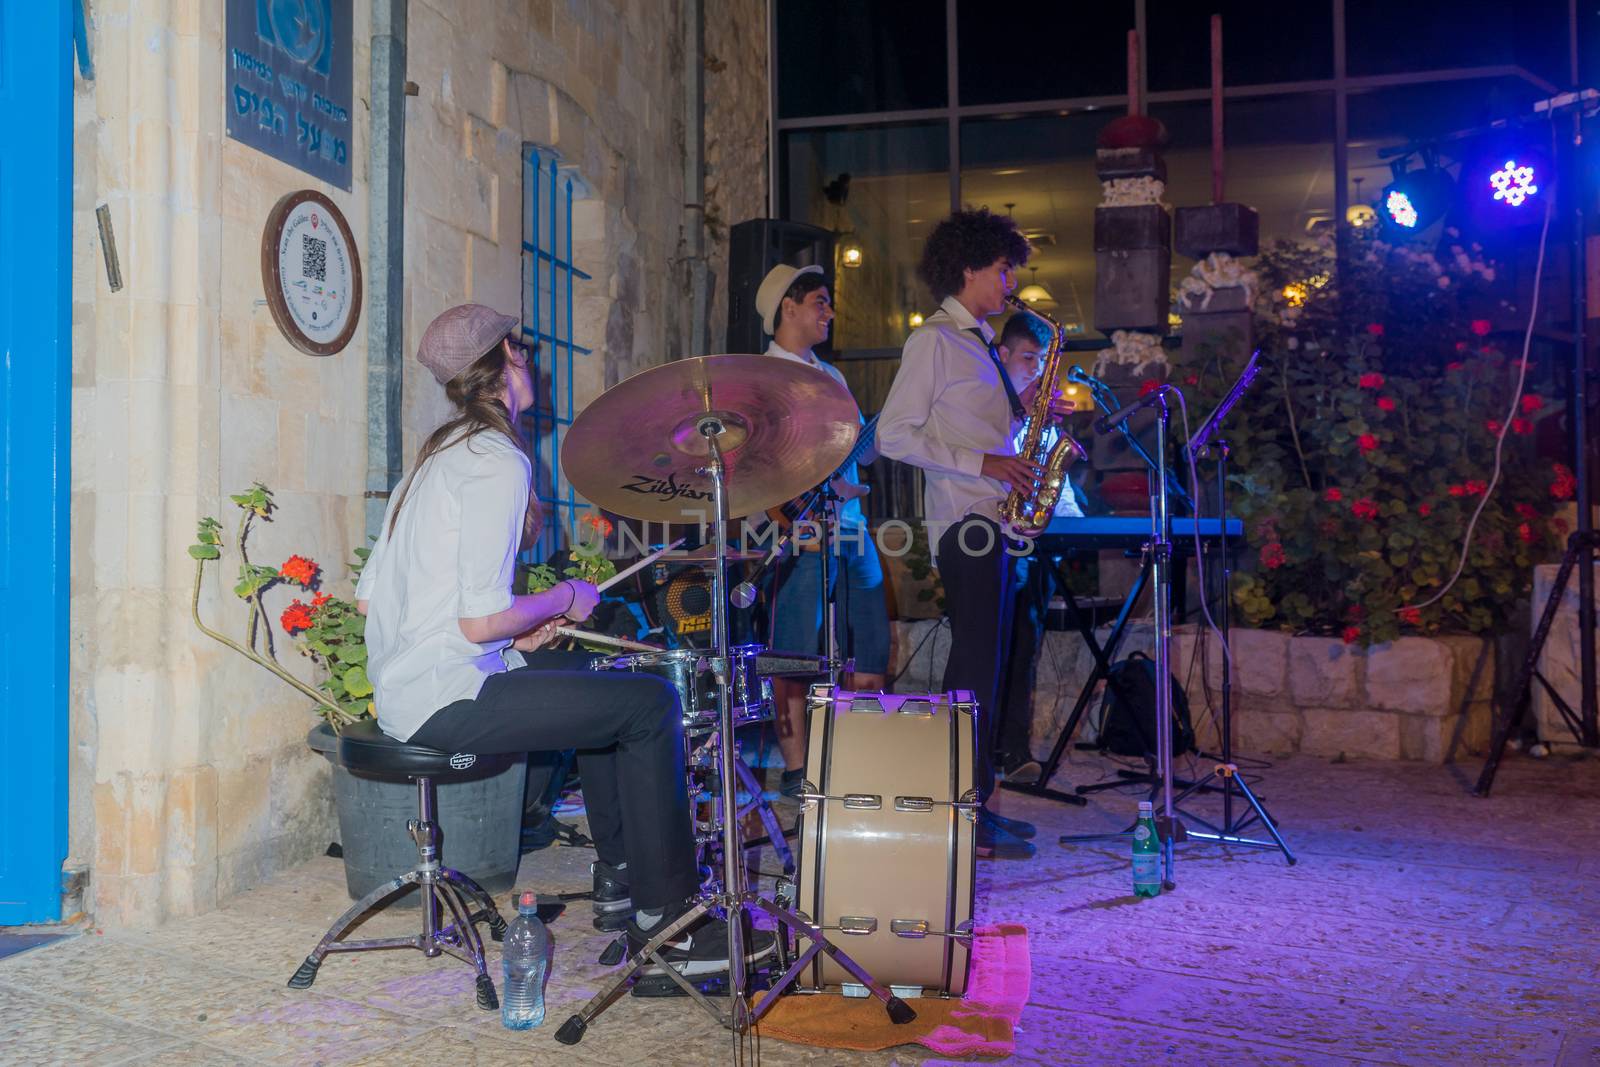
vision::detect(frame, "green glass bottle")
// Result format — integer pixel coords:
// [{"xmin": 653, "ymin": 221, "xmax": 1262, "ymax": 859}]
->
[{"xmin": 1132, "ymin": 800, "xmax": 1161, "ymax": 898}]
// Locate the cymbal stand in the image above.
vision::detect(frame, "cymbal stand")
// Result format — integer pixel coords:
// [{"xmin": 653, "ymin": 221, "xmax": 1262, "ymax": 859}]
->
[{"xmin": 557, "ymin": 415, "xmax": 915, "ymax": 1052}]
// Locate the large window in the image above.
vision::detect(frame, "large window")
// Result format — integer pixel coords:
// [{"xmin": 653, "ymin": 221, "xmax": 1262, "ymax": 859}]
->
[
  {"xmin": 521, "ymin": 146, "xmax": 592, "ymax": 562},
  {"xmin": 774, "ymin": 0, "xmax": 1570, "ymax": 363}
]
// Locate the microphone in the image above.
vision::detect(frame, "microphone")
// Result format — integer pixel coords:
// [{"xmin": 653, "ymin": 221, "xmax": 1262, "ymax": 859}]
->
[
  {"xmin": 1096, "ymin": 384, "xmax": 1172, "ymax": 435},
  {"xmin": 730, "ymin": 578, "xmax": 759, "ymax": 610},
  {"xmin": 730, "ymin": 529, "xmax": 799, "ymax": 608},
  {"xmin": 1066, "ymin": 365, "xmax": 1101, "ymax": 386}
]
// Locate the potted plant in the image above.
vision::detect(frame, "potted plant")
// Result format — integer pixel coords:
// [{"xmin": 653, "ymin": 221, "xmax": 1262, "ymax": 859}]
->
[{"xmin": 189, "ymin": 484, "xmax": 527, "ymax": 902}]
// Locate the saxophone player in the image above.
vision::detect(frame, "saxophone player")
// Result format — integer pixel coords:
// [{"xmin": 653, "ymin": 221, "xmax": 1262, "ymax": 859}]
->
[{"xmin": 878, "ymin": 208, "xmax": 1075, "ymax": 860}]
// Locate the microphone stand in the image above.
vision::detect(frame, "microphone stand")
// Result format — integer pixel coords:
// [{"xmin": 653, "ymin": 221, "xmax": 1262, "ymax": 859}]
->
[{"xmin": 1078, "ymin": 373, "xmax": 1194, "ymax": 513}]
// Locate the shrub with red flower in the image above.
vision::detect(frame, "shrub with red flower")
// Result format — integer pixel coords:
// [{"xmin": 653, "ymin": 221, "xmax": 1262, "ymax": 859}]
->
[
  {"xmin": 1517, "ymin": 523, "xmax": 1535, "ymax": 544},
  {"xmin": 188, "ymin": 483, "xmax": 374, "ymax": 728},
  {"xmin": 1139, "ymin": 378, "xmax": 1162, "ymax": 397},
  {"xmin": 1398, "ymin": 607, "xmax": 1423, "ymax": 626},
  {"xmin": 1186, "ymin": 227, "xmax": 1560, "ymax": 644},
  {"xmin": 1511, "ymin": 417, "xmax": 1534, "ymax": 435},
  {"xmin": 1342, "ymin": 626, "xmax": 1362, "ymax": 644}
]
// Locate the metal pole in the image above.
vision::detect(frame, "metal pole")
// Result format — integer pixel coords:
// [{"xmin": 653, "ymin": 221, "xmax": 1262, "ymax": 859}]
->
[
  {"xmin": 1215, "ymin": 440, "xmax": 1234, "ymax": 829},
  {"xmin": 1152, "ymin": 394, "xmax": 1176, "ymax": 889},
  {"xmin": 366, "ymin": 0, "xmax": 408, "ymax": 539},
  {"xmin": 1568, "ymin": 102, "xmax": 1598, "ymax": 746}
]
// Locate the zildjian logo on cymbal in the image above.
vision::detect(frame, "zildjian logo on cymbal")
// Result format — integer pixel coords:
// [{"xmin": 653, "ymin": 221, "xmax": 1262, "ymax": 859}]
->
[{"xmin": 620, "ymin": 472, "xmax": 712, "ymax": 502}]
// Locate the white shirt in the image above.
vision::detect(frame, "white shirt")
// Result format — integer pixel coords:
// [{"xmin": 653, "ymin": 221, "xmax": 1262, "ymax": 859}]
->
[
  {"xmin": 764, "ymin": 340, "xmax": 867, "ymax": 530},
  {"xmin": 356, "ymin": 431, "xmax": 531, "ymax": 741},
  {"xmin": 878, "ymin": 296, "xmax": 1022, "ymax": 540}
]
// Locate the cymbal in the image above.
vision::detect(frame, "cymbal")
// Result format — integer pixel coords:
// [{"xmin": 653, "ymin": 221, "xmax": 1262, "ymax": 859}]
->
[
  {"xmin": 674, "ymin": 544, "xmax": 769, "ymax": 564},
  {"xmin": 562, "ymin": 354, "xmax": 860, "ymax": 522}
]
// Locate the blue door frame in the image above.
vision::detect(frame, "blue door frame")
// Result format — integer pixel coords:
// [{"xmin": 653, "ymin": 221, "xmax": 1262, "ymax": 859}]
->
[{"xmin": 0, "ymin": 4, "xmax": 73, "ymax": 924}]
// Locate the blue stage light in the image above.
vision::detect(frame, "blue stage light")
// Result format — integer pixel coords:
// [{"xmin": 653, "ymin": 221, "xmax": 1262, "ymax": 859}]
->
[
  {"xmin": 1488, "ymin": 159, "xmax": 1539, "ymax": 208},
  {"xmin": 1385, "ymin": 189, "xmax": 1420, "ymax": 228}
]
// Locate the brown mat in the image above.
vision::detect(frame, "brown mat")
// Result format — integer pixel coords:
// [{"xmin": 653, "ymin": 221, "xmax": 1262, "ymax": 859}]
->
[{"xmin": 751, "ymin": 924, "xmax": 1031, "ymax": 1058}]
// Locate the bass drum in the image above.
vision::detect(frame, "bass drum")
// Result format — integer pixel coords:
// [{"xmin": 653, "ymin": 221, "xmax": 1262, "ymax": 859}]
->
[{"xmin": 794, "ymin": 687, "xmax": 978, "ymax": 998}]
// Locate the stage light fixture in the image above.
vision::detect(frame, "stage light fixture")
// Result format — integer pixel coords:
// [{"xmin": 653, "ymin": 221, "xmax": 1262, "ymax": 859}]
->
[
  {"xmin": 1488, "ymin": 158, "xmax": 1538, "ymax": 208},
  {"xmin": 1379, "ymin": 156, "xmax": 1454, "ymax": 234}
]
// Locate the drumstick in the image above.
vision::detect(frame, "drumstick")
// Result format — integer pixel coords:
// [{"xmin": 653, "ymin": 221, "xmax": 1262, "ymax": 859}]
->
[
  {"xmin": 555, "ymin": 626, "xmax": 662, "ymax": 653},
  {"xmin": 596, "ymin": 538, "xmax": 685, "ymax": 593}
]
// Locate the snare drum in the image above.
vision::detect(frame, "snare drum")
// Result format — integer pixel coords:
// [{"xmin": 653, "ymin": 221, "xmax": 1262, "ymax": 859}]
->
[
  {"xmin": 590, "ymin": 644, "xmax": 773, "ymax": 731},
  {"xmin": 795, "ymin": 687, "xmax": 978, "ymax": 998}
]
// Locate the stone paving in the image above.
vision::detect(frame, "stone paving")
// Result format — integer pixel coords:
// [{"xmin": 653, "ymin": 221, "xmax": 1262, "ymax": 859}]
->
[{"xmin": 3, "ymin": 749, "xmax": 1599, "ymax": 1066}]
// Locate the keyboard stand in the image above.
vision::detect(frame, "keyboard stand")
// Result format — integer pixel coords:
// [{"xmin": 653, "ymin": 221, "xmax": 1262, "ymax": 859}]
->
[{"xmin": 998, "ymin": 551, "xmax": 1153, "ymax": 808}]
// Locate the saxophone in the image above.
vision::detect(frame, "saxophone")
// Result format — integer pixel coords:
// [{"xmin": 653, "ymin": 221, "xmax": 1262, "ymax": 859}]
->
[{"xmin": 998, "ymin": 294, "xmax": 1088, "ymax": 537}]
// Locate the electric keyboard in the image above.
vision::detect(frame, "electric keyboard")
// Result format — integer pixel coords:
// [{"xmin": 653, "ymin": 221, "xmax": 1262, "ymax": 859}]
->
[{"xmin": 1036, "ymin": 515, "xmax": 1244, "ymax": 553}]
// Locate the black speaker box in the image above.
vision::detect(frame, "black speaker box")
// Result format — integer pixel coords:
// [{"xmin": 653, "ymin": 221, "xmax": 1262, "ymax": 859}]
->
[{"xmin": 726, "ymin": 219, "xmax": 835, "ymax": 356}]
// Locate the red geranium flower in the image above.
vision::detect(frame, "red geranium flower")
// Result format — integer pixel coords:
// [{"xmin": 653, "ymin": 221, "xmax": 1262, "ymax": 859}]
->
[
  {"xmin": 1517, "ymin": 522, "xmax": 1535, "ymax": 544},
  {"xmin": 1515, "ymin": 502, "xmax": 1537, "ymax": 519},
  {"xmin": 311, "ymin": 592, "xmax": 332, "ymax": 610},
  {"xmin": 1446, "ymin": 361, "xmax": 1464, "ymax": 372},
  {"xmin": 1139, "ymin": 378, "xmax": 1162, "ymax": 397},
  {"xmin": 1342, "ymin": 625, "xmax": 1362, "ymax": 644},
  {"xmin": 1551, "ymin": 463, "xmax": 1577, "ymax": 500},
  {"xmin": 1376, "ymin": 396, "xmax": 1396, "ymax": 412},
  {"xmin": 580, "ymin": 513, "xmax": 614, "ymax": 538},
  {"xmin": 1357, "ymin": 434, "xmax": 1379, "ymax": 454},
  {"xmin": 1365, "ymin": 323, "xmax": 1385, "ymax": 337},
  {"xmin": 1352, "ymin": 498, "xmax": 1380, "ymax": 521},
  {"xmin": 1418, "ymin": 502, "xmax": 1433, "ymax": 517},
  {"xmin": 1324, "ymin": 487, "xmax": 1343, "ymax": 502},
  {"xmin": 1520, "ymin": 394, "xmax": 1544, "ymax": 414},
  {"xmin": 1399, "ymin": 607, "xmax": 1422, "ymax": 626},
  {"xmin": 1184, "ymin": 373, "xmax": 1199, "ymax": 386},
  {"xmin": 1260, "ymin": 541, "xmax": 1287, "ymax": 570},
  {"xmin": 1511, "ymin": 417, "xmax": 1534, "ymax": 435},
  {"xmin": 279, "ymin": 555, "xmax": 319, "ymax": 587},
  {"xmin": 1357, "ymin": 372, "xmax": 1385, "ymax": 389},
  {"xmin": 1448, "ymin": 484, "xmax": 1466, "ymax": 497},
  {"xmin": 1470, "ymin": 319, "xmax": 1492, "ymax": 337},
  {"xmin": 280, "ymin": 600, "xmax": 315, "ymax": 635},
  {"xmin": 1465, "ymin": 479, "xmax": 1488, "ymax": 496},
  {"xmin": 1485, "ymin": 419, "xmax": 1503, "ymax": 435}
]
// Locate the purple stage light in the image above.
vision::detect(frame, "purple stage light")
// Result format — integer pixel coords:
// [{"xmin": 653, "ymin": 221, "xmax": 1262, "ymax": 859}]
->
[
  {"xmin": 1385, "ymin": 189, "xmax": 1419, "ymax": 229},
  {"xmin": 1489, "ymin": 159, "xmax": 1538, "ymax": 207}
]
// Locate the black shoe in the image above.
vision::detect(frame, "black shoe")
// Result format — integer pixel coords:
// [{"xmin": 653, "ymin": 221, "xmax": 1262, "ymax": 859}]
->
[
  {"xmin": 591, "ymin": 861, "xmax": 631, "ymax": 923},
  {"xmin": 1002, "ymin": 757, "xmax": 1044, "ymax": 786},
  {"xmin": 976, "ymin": 819, "xmax": 1036, "ymax": 861},
  {"xmin": 981, "ymin": 807, "xmax": 1037, "ymax": 840},
  {"xmin": 779, "ymin": 768, "xmax": 805, "ymax": 799},
  {"xmin": 625, "ymin": 903, "xmax": 778, "ymax": 977}
]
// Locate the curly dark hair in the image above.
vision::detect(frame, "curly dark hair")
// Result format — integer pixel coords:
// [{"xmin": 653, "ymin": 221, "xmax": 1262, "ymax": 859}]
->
[{"xmin": 917, "ymin": 208, "xmax": 1031, "ymax": 301}]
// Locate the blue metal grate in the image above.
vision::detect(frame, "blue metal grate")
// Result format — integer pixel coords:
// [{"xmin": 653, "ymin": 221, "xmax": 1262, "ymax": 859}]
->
[{"xmin": 522, "ymin": 146, "xmax": 592, "ymax": 562}]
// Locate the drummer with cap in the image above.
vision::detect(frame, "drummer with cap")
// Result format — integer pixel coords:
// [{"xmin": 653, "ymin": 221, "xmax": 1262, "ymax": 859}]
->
[{"xmin": 752, "ymin": 264, "xmax": 890, "ymax": 800}]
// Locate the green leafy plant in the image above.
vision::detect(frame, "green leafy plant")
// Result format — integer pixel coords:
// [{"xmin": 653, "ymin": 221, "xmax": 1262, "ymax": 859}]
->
[
  {"xmin": 189, "ymin": 484, "xmax": 371, "ymax": 727},
  {"xmin": 1178, "ymin": 228, "xmax": 1570, "ymax": 645}
]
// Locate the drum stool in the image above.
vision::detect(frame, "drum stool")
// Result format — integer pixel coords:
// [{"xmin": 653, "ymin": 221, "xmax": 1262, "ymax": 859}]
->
[{"xmin": 287, "ymin": 720, "xmax": 512, "ymax": 1011}]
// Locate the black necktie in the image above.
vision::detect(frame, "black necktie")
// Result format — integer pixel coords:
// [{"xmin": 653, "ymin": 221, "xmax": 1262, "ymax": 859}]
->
[{"xmin": 966, "ymin": 327, "xmax": 1027, "ymax": 421}]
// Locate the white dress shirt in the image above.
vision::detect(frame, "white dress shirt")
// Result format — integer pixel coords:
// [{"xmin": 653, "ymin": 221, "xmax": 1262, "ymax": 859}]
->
[
  {"xmin": 878, "ymin": 296, "xmax": 1022, "ymax": 542},
  {"xmin": 356, "ymin": 431, "xmax": 531, "ymax": 741},
  {"xmin": 765, "ymin": 340, "xmax": 867, "ymax": 530}
]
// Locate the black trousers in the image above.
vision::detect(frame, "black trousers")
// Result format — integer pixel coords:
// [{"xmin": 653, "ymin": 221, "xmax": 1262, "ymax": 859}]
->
[
  {"xmin": 937, "ymin": 517, "xmax": 1019, "ymax": 802},
  {"xmin": 410, "ymin": 650, "xmax": 698, "ymax": 911},
  {"xmin": 996, "ymin": 553, "xmax": 1052, "ymax": 766}
]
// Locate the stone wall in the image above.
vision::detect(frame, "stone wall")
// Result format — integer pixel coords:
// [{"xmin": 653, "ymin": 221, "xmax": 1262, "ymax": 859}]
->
[
  {"xmin": 703, "ymin": 0, "xmax": 769, "ymax": 352},
  {"xmin": 72, "ymin": 0, "xmax": 769, "ymax": 928},
  {"xmin": 891, "ymin": 621, "xmax": 1496, "ymax": 764}
]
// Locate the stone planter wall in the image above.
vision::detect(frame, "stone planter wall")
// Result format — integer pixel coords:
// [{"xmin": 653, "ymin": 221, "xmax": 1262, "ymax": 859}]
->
[{"xmin": 889, "ymin": 620, "xmax": 1495, "ymax": 763}]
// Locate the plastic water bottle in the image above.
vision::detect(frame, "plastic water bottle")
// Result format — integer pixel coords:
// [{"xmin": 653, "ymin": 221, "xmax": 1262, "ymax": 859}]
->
[
  {"xmin": 1132, "ymin": 800, "xmax": 1161, "ymax": 898},
  {"xmin": 501, "ymin": 891, "xmax": 549, "ymax": 1029}
]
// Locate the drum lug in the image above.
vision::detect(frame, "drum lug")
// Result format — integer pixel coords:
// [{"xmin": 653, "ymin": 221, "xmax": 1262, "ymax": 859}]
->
[
  {"xmin": 955, "ymin": 788, "xmax": 981, "ymax": 822},
  {"xmin": 890, "ymin": 919, "xmax": 930, "ymax": 938},
  {"xmin": 842, "ymin": 793, "xmax": 883, "ymax": 810},
  {"xmin": 894, "ymin": 796, "xmax": 934, "ymax": 812},
  {"xmin": 838, "ymin": 916, "xmax": 878, "ymax": 935}
]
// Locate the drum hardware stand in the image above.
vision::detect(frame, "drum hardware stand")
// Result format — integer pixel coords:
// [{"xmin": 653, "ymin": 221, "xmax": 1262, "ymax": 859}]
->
[
  {"xmin": 1059, "ymin": 387, "xmax": 1183, "ymax": 889},
  {"xmin": 558, "ymin": 415, "xmax": 915, "ymax": 1051}
]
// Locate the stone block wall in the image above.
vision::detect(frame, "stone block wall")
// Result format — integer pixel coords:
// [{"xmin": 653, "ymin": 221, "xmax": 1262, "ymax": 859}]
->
[
  {"xmin": 890, "ymin": 620, "xmax": 1495, "ymax": 764},
  {"xmin": 72, "ymin": 0, "xmax": 769, "ymax": 928}
]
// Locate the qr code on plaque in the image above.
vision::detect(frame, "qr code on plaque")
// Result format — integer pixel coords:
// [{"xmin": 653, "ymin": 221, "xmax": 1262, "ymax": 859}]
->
[{"xmin": 301, "ymin": 234, "xmax": 328, "ymax": 282}]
